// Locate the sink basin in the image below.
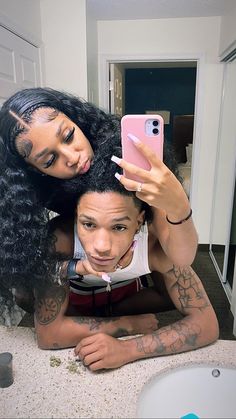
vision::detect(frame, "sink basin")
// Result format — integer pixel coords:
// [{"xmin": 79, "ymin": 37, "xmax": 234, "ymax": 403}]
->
[{"xmin": 137, "ymin": 364, "xmax": 236, "ymax": 418}]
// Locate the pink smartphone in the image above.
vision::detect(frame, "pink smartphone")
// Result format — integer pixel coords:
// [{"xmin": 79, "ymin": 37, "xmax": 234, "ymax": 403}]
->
[{"xmin": 121, "ymin": 114, "xmax": 164, "ymax": 182}]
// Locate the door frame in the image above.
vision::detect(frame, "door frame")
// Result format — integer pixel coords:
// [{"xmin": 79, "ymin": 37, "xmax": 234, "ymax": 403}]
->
[{"xmin": 99, "ymin": 52, "xmax": 205, "ymax": 212}]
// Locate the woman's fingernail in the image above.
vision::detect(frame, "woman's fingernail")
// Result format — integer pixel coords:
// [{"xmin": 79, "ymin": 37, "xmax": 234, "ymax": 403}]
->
[
  {"xmin": 127, "ymin": 133, "xmax": 141, "ymax": 144},
  {"xmin": 131, "ymin": 240, "xmax": 137, "ymax": 251},
  {"xmin": 115, "ymin": 172, "xmax": 122, "ymax": 181},
  {"xmin": 102, "ymin": 273, "xmax": 111, "ymax": 283},
  {"xmin": 111, "ymin": 155, "xmax": 121, "ymax": 164}
]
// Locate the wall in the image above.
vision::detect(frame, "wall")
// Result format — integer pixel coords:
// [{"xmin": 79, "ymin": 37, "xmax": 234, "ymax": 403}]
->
[
  {"xmin": 219, "ymin": 2, "xmax": 236, "ymax": 56},
  {"xmin": 40, "ymin": 0, "xmax": 88, "ymax": 98},
  {"xmin": 97, "ymin": 17, "xmax": 223, "ymax": 243},
  {"xmin": 86, "ymin": 3, "xmax": 99, "ymax": 105},
  {"xmin": 125, "ymin": 67, "xmax": 196, "ymax": 144},
  {"xmin": 0, "ymin": 0, "xmax": 42, "ymax": 42}
]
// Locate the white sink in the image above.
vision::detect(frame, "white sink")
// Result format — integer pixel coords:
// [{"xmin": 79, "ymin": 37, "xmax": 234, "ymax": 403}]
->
[{"xmin": 137, "ymin": 364, "xmax": 236, "ymax": 418}]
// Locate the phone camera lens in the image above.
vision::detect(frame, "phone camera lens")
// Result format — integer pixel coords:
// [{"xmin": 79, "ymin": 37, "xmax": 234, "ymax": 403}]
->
[
  {"xmin": 152, "ymin": 128, "xmax": 159, "ymax": 135},
  {"xmin": 152, "ymin": 120, "xmax": 159, "ymax": 127}
]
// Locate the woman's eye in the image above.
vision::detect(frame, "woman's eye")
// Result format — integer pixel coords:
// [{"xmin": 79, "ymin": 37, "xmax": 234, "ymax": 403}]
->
[
  {"xmin": 113, "ymin": 225, "xmax": 127, "ymax": 232},
  {"xmin": 43, "ymin": 154, "xmax": 56, "ymax": 169},
  {"xmin": 64, "ymin": 127, "xmax": 75, "ymax": 143}
]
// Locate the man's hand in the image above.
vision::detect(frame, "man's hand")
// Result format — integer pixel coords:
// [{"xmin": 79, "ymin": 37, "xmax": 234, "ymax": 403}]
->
[
  {"xmin": 75, "ymin": 333, "xmax": 132, "ymax": 371},
  {"xmin": 74, "ymin": 313, "xmax": 159, "ymax": 371},
  {"xmin": 128, "ymin": 313, "xmax": 159, "ymax": 335}
]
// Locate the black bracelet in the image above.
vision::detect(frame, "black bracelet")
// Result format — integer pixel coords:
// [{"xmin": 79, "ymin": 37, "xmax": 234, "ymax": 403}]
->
[
  {"xmin": 67, "ymin": 258, "xmax": 84, "ymax": 281},
  {"xmin": 166, "ymin": 208, "xmax": 192, "ymax": 225}
]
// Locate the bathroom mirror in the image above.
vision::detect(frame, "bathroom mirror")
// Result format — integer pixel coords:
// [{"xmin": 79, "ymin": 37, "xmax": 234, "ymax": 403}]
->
[{"xmin": 209, "ymin": 56, "xmax": 236, "ymax": 299}]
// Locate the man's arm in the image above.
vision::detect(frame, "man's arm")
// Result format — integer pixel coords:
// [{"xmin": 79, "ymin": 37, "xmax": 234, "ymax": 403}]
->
[
  {"xmin": 34, "ymin": 283, "xmax": 159, "ymax": 349},
  {"xmin": 75, "ymin": 266, "xmax": 219, "ymax": 370}
]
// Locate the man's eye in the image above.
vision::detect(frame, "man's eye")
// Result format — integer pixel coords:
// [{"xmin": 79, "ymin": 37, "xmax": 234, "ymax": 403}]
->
[
  {"xmin": 83, "ymin": 222, "xmax": 95, "ymax": 229},
  {"xmin": 64, "ymin": 127, "xmax": 75, "ymax": 143},
  {"xmin": 43, "ymin": 154, "xmax": 56, "ymax": 169},
  {"xmin": 113, "ymin": 225, "xmax": 127, "ymax": 232}
]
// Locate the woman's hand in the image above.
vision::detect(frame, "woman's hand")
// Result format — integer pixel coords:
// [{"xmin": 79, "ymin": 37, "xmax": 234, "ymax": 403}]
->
[
  {"xmin": 75, "ymin": 241, "xmax": 136, "ymax": 281},
  {"xmin": 75, "ymin": 259, "xmax": 111, "ymax": 285},
  {"xmin": 112, "ymin": 135, "xmax": 190, "ymax": 221}
]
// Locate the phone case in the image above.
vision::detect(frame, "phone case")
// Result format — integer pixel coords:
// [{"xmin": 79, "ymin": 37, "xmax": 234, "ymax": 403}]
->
[{"xmin": 121, "ymin": 114, "xmax": 164, "ymax": 182}]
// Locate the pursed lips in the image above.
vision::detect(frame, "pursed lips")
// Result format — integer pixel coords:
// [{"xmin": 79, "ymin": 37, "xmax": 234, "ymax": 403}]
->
[{"xmin": 78, "ymin": 159, "xmax": 91, "ymax": 174}]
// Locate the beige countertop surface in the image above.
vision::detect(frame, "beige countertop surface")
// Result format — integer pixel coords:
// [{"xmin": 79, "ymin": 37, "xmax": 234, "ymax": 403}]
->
[{"xmin": 0, "ymin": 325, "xmax": 236, "ymax": 418}]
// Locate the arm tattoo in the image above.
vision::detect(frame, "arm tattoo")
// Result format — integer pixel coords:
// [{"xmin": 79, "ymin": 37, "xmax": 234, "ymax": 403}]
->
[
  {"xmin": 135, "ymin": 319, "xmax": 201, "ymax": 356},
  {"xmin": 72, "ymin": 316, "xmax": 128, "ymax": 337},
  {"xmin": 35, "ymin": 286, "xmax": 67, "ymax": 325},
  {"xmin": 170, "ymin": 266, "xmax": 210, "ymax": 312}
]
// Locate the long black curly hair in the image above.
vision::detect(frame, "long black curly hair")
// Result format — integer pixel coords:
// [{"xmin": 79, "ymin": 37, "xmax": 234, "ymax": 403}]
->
[
  {"xmin": 0, "ymin": 87, "xmax": 180, "ymax": 305},
  {"xmin": 0, "ymin": 87, "xmax": 121, "ymax": 302}
]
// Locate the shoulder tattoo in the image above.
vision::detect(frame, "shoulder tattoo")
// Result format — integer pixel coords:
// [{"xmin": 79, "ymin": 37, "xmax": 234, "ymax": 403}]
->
[{"xmin": 35, "ymin": 286, "xmax": 67, "ymax": 325}]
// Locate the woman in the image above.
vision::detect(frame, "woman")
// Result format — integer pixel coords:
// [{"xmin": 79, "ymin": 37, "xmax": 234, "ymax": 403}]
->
[{"xmin": 0, "ymin": 87, "xmax": 197, "ymax": 307}]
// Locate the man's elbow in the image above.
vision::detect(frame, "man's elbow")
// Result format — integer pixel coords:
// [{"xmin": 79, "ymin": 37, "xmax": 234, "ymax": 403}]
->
[
  {"xmin": 35, "ymin": 324, "xmax": 63, "ymax": 350},
  {"xmin": 203, "ymin": 310, "xmax": 220, "ymax": 345},
  {"xmin": 36, "ymin": 332, "xmax": 57, "ymax": 350}
]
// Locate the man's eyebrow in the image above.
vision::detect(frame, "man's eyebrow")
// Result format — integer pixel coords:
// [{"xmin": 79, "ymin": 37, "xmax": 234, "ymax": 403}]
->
[{"xmin": 78, "ymin": 214, "xmax": 132, "ymax": 222}]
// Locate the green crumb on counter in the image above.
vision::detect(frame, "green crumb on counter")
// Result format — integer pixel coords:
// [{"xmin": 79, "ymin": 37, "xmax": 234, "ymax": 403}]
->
[
  {"xmin": 50, "ymin": 355, "xmax": 62, "ymax": 367},
  {"xmin": 66, "ymin": 360, "xmax": 79, "ymax": 374}
]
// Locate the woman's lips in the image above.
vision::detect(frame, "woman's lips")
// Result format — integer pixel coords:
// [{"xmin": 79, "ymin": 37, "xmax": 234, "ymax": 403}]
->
[{"xmin": 79, "ymin": 159, "xmax": 91, "ymax": 175}]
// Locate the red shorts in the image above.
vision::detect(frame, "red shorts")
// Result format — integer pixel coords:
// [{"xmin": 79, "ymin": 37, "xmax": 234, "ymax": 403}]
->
[{"xmin": 69, "ymin": 278, "xmax": 142, "ymax": 316}]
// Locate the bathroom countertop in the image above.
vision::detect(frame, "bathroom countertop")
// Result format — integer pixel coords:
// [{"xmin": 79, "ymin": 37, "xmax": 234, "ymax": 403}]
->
[{"xmin": 0, "ymin": 326, "xmax": 236, "ymax": 418}]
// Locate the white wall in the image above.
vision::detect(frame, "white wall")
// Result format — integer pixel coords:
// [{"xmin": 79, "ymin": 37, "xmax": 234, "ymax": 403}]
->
[
  {"xmin": 219, "ymin": 1, "xmax": 236, "ymax": 56},
  {"xmin": 0, "ymin": 0, "xmax": 42, "ymax": 42},
  {"xmin": 97, "ymin": 17, "xmax": 223, "ymax": 243},
  {"xmin": 86, "ymin": 5, "xmax": 99, "ymax": 105},
  {"xmin": 40, "ymin": 0, "xmax": 88, "ymax": 98}
]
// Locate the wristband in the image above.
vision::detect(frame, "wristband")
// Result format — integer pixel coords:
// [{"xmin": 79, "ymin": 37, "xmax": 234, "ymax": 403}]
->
[
  {"xmin": 67, "ymin": 258, "xmax": 84, "ymax": 281},
  {"xmin": 166, "ymin": 208, "xmax": 192, "ymax": 225}
]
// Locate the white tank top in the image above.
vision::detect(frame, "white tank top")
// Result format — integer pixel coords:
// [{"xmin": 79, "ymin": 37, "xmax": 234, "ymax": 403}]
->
[{"xmin": 73, "ymin": 222, "xmax": 151, "ymax": 286}]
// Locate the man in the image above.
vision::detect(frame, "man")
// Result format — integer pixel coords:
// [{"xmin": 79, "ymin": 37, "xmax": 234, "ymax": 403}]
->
[{"xmin": 34, "ymin": 152, "xmax": 219, "ymax": 371}]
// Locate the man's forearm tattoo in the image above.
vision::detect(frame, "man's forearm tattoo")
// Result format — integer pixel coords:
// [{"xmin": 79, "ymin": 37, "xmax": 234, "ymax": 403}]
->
[
  {"xmin": 170, "ymin": 266, "xmax": 210, "ymax": 312},
  {"xmin": 72, "ymin": 316, "xmax": 128, "ymax": 337},
  {"xmin": 135, "ymin": 319, "xmax": 201, "ymax": 356},
  {"xmin": 35, "ymin": 286, "xmax": 67, "ymax": 325}
]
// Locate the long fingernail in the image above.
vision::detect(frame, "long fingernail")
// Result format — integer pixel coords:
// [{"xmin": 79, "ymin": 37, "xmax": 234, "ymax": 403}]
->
[
  {"xmin": 102, "ymin": 273, "xmax": 111, "ymax": 283},
  {"xmin": 127, "ymin": 133, "xmax": 141, "ymax": 143},
  {"xmin": 111, "ymin": 155, "xmax": 121, "ymax": 164},
  {"xmin": 115, "ymin": 172, "xmax": 122, "ymax": 181}
]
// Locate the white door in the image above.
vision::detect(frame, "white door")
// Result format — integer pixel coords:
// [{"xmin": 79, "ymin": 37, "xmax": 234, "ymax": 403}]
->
[
  {"xmin": 109, "ymin": 63, "xmax": 124, "ymax": 116},
  {"xmin": 0, "ymin": 25, "xmax": 42, "ymax": 106}
]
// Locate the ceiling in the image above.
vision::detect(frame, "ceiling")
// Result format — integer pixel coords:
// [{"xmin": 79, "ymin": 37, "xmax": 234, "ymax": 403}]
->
[{"xmin": 86, "ymin": 0, "xmax": 236, "ymax": 21}]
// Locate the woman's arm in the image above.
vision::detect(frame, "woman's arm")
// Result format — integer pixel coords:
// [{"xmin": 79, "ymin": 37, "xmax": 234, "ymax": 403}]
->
[
  {"xmin": 111, "ymin": 137, "xmax": 198, "ymax": 266},
  {"xmin": 150, "ymin": 206, "xmax": 198, "ymax": 266}
]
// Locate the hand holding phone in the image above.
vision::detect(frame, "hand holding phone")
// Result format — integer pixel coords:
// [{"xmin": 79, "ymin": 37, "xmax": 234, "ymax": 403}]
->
[
  {"xmin": 121, "ymin": 114, "xmax": 164, "ymax": 182},
  {"xmin": 112, "ymin": 114, "xmax": 189, "ymax": 217}
]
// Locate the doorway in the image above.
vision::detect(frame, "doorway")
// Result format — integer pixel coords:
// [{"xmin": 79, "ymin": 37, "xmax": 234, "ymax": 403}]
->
[{"xmin": 107, "ymin": 60, "xmax": 197, "ymax": 198}]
